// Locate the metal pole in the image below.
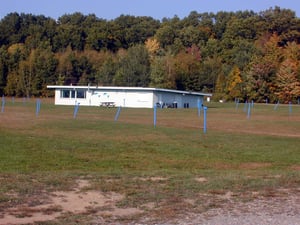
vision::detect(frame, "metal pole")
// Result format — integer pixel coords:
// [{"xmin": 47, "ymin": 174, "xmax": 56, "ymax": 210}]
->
[
  {"xmin": 247, "ymin": 102, "xmax": 251, "ymax": 119},
  {"xmin": 153, "ymin": 105, "xmax": 157, "ymax": 128},
  {"xmin": 235, "ymin": 99, "xmax": 239, "ymax": 110},
  {"xmin": 73, "ymin": 103, "xmax": 80, "ymax": 119},
  {"xmin": 1, "ymin": 95, "xmax": 5, "ymax": 113},
  {"xmin": 197, "ymin": 99, "xmax": 202, "ymax": 117},
  {"xmin": 114, "ymin": 106, "xmax": 122, "ymax": 121},
  {"xmin": 274, "ymin": 100, "xmax": 279, "ymax": 110},
  {"xmin": 36, "ymin": 99, "xmax": 41, "ymax": 117},
  {"xmin": 203, "ymin": 106, "xmax": 207, "ymax": 133}
]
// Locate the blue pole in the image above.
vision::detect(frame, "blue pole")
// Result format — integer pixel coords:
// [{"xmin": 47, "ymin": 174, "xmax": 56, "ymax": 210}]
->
[
  {"xmin": 153, "ymin": 105, "xmax": 157, "ymax": 128},
  {"xmin": 114, "ymin": 106, "xmax": 122, "ymax": 121},
  {"xmin": 247, "ymin": 102, "xmax": 251, "ymax": 119},
  {"xmin": 73, "ymin": 103, "xmax": 80, "ymax": 119},
  {"xmin": 159, "ymin": 102, "xmax": 163, "ymax": 109},
  {"xmin": 243, "ymin": 100, "xmax": 247, "ymax": 112},
  {"xmin": 203, "ymin": 106, "xmax": 207, "ymax": 133},
  {"xmin": 289, "ymin": 102, "xmax": 292, "ymax": 115},
  {"xmin": 197, "ymin": 99, "xmax": 202, "ymax": 117},
  {"xmin": 36, "ymin": 99, "xmax": 41, "ymax": 116},
  {"xmin": 274, "ymin": 101, "xmax": 279, "ymax": 110},
  {"xmin": 1, "ymin": 95, "xmax": 5, "ymax": 113},
  {"xmin": 235, "ymin": 99, "xmax": 239, "ymax": 110}
]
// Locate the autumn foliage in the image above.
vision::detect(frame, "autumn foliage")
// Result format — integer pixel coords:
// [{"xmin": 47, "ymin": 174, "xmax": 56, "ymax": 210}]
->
[{"xmin": 0, "ymin": 7, "xmax": 299, "ymax": 102}]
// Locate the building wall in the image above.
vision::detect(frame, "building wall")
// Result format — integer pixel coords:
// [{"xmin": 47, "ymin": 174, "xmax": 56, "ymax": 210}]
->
[
  {"xmin": 91, "ymin": 90, "xmax": 153, "ymax": 108},
  {"xmin": 50, "ymin": 86, "xmax": 208, "ymax": 108},
  {"xmin": 54, "ymin": 89, "xmax": 92, "ymax": 106},
  {"xmin": 54, "ymin": 88, "xmax": 154, "ymax": 108},
  {"xmin": 153, "ymin": 91, "xmax": 203, "ymax": 108}
]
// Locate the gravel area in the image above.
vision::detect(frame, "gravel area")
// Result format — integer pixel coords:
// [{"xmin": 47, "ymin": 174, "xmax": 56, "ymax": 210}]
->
[
  {"xmin": 131, "ymin": 189, "xmax": 300, "ymax": 225},
  {"xmin": 168, "ymin": 191, "xmax": 300, "ymax": 225}
]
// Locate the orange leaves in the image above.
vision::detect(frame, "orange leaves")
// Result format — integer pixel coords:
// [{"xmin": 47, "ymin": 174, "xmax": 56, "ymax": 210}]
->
[{"xmin": 226, "ymin": 66, "xmax": 243, "ymax": 99}]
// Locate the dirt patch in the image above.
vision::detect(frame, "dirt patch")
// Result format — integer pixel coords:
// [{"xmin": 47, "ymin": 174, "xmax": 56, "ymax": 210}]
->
[
  {"xmin": 239, "ymin": 162, "xmax": 272, "ymax": 170},
  {"xmin": 0, "ymin": 179, "xmax": 143, "ymax": 225},
  {"xmin": 141, "ymin": 202, "xmax": 156, "ymax": 210},
  {"xmin": 195, "ymin": 177, "xmax": 208, "ymax": 183},
  {"xmin": 137, "ymin": 176, "xmax": 168, "ymax": 182},
  {"xmin": 214, "ymin": 162, "xmax": 233, "ymax": 170},
  {"xmin": 290, "ymin": 165, "xmax": 300, "ymax": 171}
]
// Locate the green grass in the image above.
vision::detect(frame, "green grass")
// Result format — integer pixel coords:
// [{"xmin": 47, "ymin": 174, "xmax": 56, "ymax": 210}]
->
[
  {"xmin": 1, "ymin": 116, "xmax": 299, "ymax": 174},
  {"xmin": 0, "ymin": 99, "xmax": 299, "ymax": 223}
]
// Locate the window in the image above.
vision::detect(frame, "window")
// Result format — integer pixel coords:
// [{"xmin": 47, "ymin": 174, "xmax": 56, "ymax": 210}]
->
[
  {"xmin": 60, "ymin": 89, "xmax": 86, "ymax": 99},
  {"xmin": 61, "ymin": 90, "xmax": 70, "ymax": 98},
  {"xmin": 77, "ymin": 90, "xmax": 86, "ymax": 98},
  {"xmin": 71, "ymin": 90, "xmax": 76, "ymax": 98}
]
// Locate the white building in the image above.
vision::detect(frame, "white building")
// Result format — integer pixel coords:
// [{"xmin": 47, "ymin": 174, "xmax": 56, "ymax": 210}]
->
[{"xmin": 47, "ymin": 85, "xmax": 212, "ymax": 108}]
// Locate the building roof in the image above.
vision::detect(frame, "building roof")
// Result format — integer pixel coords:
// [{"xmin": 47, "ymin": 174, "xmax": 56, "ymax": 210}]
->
[{"xmin": 47, "ymin": 85, "xmax": 212, "ymax": 97}]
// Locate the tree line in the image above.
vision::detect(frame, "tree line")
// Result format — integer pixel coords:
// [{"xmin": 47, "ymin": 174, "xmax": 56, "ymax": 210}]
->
[{"xmin": 0, "ymin": 6, "xmax": 299, "ymax": 103}]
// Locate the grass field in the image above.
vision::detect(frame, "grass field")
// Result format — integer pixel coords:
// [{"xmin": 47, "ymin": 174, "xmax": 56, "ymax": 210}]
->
[{"xmin": 0, "ymin": 98, "xmax": 299, "ymax": 224}]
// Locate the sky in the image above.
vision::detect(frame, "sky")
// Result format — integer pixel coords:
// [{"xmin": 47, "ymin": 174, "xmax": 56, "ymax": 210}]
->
[{"xmin": 1, "ymin": 0, "xmax": 299, "ymax": 21}]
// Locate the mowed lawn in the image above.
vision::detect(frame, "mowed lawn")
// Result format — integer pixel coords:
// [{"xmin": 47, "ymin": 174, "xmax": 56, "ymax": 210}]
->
[{"xmin": 0, "ymin": 98, "xmax": 299, "ymax": 223}]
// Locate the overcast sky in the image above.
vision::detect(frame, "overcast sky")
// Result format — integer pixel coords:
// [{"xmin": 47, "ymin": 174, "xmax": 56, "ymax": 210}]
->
[{"xmin": 1, "ymin": 0, "xmax": 299, "ymax": 20}]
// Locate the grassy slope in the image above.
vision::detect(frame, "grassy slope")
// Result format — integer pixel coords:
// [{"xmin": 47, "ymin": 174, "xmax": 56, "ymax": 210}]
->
[{"xmin": 0, "ymin": 99, "xmax": 299, "ymax": 221}]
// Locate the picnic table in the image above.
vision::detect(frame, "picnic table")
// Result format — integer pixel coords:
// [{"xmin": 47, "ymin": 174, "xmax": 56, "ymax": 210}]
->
[{"xmin": 100, "ymin": 102, "xmax": 115, "ymax": 107}]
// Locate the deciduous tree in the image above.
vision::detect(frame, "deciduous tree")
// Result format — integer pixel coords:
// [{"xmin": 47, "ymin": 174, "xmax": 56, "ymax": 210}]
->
[
  {"xmin": 226, "ymin": 65, "xmax": 243, "ymax": 99},
  {"xmin": 114, "ymin": 44, "xmax": 150, "ymax": 87},
  {"xmin": 275, "ymin": 58, "xmax": 300, "ymax": 103}
]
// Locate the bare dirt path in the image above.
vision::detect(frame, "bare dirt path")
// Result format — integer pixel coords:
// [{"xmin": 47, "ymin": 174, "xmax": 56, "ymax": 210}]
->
[{"xmin": 1, "ymin": 180, "xmax": 299, "ymax": 225}]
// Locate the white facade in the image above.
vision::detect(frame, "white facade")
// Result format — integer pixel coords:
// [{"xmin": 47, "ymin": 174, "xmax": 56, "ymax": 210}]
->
[{"xmin": 47, "ymin": 85, "xmax": 212, "ymax": 108}]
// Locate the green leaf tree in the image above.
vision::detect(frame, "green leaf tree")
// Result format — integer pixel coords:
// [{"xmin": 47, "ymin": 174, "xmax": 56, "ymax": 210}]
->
[
  {"xmin": 149, "ymin": 56, "xmax": 171, "ymax": 88},
  {"xmin": 155, "ymin": 16, "xmax": 181, "ymax": 49},
  {"xmin": 5, "ymin": 43, "xmax": 27, "ymax": 96},
  {"xmin": 97, "ymin": 56, "xmax": 116, "ymax": 86},
  {"xmin": 33, "ymin": 45, "xmax": 58, "ymax": 96},
  {"xmin": 114, "ymin": 44, "xmax": 150, "ymax": 87},
  {"xmin": 0, "ymin": 47, "xmax": 8, "ymax": 95}
]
